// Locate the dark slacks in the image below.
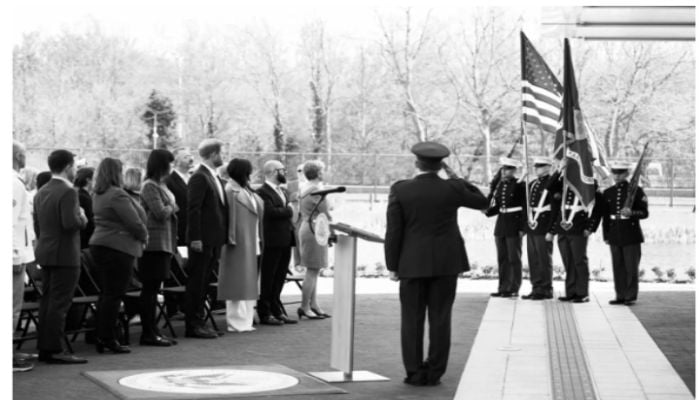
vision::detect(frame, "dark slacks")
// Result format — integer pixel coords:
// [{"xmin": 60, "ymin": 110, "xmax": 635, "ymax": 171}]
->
[
  {"xmin": 400, "ymin": 275, "xmax": 458, "ymax": 383},
  {"xmin": 91, "ymin": 245, "xmax": 135, "ymax": 341},
  {"xmin": 257, "ymin": 246, "xmax": 292, "ymax": 318},
  {"xmin": 495, "ymin": 236, "xmax": 522, "ymax": 294},
  {"xmin": 526, "ymin": 234, "xmax": 553, "ymax": 296},
  {"xmin": 557, "ymin": 235, "xmax": 589, "ymax": 297},
  {"xmin": 610, "ymin": 244, "xmax": 641, "ymax": 302},
  {"xmin": 37, "ymin": 265, "xmax": 81, "ymax": 354},
  {"xmin": 184, "ymin": 245, "xmax": 220, "ymax": 330},
  {"xmin": 138, "ymin": 251, "xmax": 172, "ymax": 339}
]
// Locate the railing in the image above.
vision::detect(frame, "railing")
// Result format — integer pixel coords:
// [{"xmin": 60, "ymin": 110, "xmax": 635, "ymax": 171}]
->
[{"xmin": 25, "ymin": 148, "xmax": 695, "ymax": 206}]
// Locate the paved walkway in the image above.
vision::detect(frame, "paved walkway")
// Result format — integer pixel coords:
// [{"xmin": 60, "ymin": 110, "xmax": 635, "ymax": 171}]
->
[{"xmin": 454, "ymin": 290, "xmax": 694, "ymax": 400}]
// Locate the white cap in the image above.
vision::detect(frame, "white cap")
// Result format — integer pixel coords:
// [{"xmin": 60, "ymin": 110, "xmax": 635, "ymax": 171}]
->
[{"xmin": 499, "ymin": 157, "xmax": 522, "ymax": 168}]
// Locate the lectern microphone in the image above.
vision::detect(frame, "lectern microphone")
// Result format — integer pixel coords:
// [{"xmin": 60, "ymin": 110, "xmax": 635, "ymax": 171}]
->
[{"xmin": 310, "ymin": 186, "xmax": 347, "ymax": 196}]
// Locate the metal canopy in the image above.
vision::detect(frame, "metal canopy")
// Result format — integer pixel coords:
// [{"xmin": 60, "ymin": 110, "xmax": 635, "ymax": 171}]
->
[{"xmin": 541, "ymin": 6, "xmax": 695, "ymax": 41}]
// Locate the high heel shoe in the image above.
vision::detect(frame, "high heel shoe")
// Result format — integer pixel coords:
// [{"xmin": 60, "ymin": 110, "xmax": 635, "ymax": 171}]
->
[
  {"xmin": 297, "ymin": 308, "xmax": 323, "ymax": 320},
  {"xmin": 311, "ymin": 307, "xmax": 331, "ymax": 318},
  {"xmin": 96, "ymin": 339, "xmax": 131, "ymax": 354}
]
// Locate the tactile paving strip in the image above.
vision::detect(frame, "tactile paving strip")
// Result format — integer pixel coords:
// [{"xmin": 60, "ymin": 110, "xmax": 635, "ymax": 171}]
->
[{"xmin": 545, "ymin": 300, "xmax": 597, "ymax": 400}]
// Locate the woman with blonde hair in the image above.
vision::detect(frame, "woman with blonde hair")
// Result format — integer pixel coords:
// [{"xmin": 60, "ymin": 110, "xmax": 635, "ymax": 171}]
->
[
  {"xmin": 297, "ymin": 160, "xmax": 331, "ymax": 320},
  {"xmin": 123, "ymin": 167, "xmax": 143, "ymax": 202}
]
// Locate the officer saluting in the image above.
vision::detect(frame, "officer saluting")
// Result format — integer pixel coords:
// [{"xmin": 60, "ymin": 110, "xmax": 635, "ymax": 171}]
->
[
  {"xmin": 385, "ymin": 141, "xmax": 487, "ymax": 386},
  {"xmin": 485, "ymin": 157, "xmax": 526, "ymax": 298},
  {"xmin": 601, "ymin": 163, "xmax": 649, "ymax": 306},
  {"xmin": 522, "ymin": 157, "xmax": 555, "ymax": 300}
]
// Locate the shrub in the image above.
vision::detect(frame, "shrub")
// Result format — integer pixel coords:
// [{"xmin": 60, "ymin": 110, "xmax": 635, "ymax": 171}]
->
[
  {"xmin": 651, "ymin": 266, "xmax": 666, "ymax": 282},
  {"xmin": 686, "ymin": 267, "xmax": 695, "ymax": 281},
  {"xmin": 553, "ymin": 265, "xmax": 565, "ymax": 281},
  {"xmin": 481, "ymin": 265, "xmax": 496, "ymax": 279},
  {"xmin": 522, "ymin": 265, "xmax": 530, "ymax": 280},
  {"xmin": 591, "ymin": 266, "xmax": 607, "ymax": 281},
  {"xmin": 666, "ymin": 268, "xmax": 676, "ymax": 282}
]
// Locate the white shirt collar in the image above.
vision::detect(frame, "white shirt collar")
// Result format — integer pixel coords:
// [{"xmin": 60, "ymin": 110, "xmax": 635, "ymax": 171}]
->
[{"xmin": 52, "ymin": 175, "xmax": 73, "ymax": 187}]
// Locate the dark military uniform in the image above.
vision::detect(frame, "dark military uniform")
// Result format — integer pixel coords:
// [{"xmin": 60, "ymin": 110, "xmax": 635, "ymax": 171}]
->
[
  {"xmin": 525, "ymin": 173, "xmax": 555, "ymax": 298},
  {"xmin": 549, "ymin": 179, "xmax": 602, "ymax": 301},
  {"xmin": 600, "ymin": 181, "xmax": 648, "ymax": 303},
  {"xmin": 485, "ymin": 177, "xmax": 526, "ymax": 296}
]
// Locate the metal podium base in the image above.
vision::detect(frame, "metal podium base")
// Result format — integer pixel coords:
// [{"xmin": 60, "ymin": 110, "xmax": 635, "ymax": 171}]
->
[{"xmin": 309, "ymin": 370, "xmax": 390, "ymax": 383}]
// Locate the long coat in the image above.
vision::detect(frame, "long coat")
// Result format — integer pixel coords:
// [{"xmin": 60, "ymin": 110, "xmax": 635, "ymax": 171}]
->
[{"xmin": 217, "ymin": 181, "xmax": 265, "ymax": 301}]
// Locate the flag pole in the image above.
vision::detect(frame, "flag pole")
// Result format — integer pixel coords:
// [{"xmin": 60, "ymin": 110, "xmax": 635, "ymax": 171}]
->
[{"xmin": 520, "ymin": 31, "xmax": 533, "ymax": 227}]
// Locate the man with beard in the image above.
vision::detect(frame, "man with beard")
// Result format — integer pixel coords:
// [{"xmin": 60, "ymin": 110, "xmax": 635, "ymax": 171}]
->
[
  {"xmin": 256, "ymin": 160, "xmax": 297, "ymax": 325},
  {"xmin": 184, "ymin": 139, "xmax": 227, "ymax": 338},
  {"xmin": 34, "ymin": 149, "xmax": 88, "ymax": 363}
]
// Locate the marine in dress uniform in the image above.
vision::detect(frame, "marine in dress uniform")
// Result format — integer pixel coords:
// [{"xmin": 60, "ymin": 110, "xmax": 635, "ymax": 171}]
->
[
  {"xmin": 522, "ymin": 157, "xmax": 555, "ymax": 300},
  {"xmin": 547, "ymin": 174, "xmax": 602, "ymax": 303},
  {"xmin": 485, "ymin": 157, "xmax": 526, "ymax": 298},
  {"xmin": 601, "ymin": 163, "xmax": 649, "ymax": 306},
  {"xmin": 385, "ymin": 141, "xmax": 488, "ymax": 386}
]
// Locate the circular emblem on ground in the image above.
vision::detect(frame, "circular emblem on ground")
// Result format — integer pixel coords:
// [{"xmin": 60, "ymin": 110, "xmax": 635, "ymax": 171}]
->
[{"xmin": 119, "ymin": 368, "xmax": 299, "ymax": 394}]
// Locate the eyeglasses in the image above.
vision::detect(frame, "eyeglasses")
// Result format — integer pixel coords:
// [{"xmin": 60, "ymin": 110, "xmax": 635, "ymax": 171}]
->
[{"xmin": 276, "ymin": 168, "xmax": 287, "ymax": 173}]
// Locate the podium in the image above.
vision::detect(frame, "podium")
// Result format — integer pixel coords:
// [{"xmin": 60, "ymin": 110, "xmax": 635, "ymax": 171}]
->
[{"xmin": 308, "ymin": 223, "xmax": 390, "ymax": 383}]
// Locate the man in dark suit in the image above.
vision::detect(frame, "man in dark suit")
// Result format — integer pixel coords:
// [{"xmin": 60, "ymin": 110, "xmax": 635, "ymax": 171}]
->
[
  {"xmin": 185, "ymin": 139, "xmax": 227, "ymax": 339},
  {"xmin": 385, "ymin": 141, "xmax": 488, "ymax": 386},
  {"xmin": 485, "ymin": 157, "xmax": 526, "ymax": 298},
  {"xmin": 256, "ymin": 160, "xmax": 297, "ymax": 326},
  {"xmin": 165, "ymin": 148, "xmax": 193, "ymax": 247},
  {"xmin": 33, "ymin": 149, "xmax": 88, "ymax": 364},
  {"xmin": 601, "ymin": 163, "xmax": 649, "ymax": 306},
  {"xmin": 522, "ymin": 157, "xmax": 556, "ymax": 300}
]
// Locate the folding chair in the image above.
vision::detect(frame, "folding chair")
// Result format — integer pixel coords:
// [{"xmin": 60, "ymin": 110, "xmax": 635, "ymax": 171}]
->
[
  {"xmin": 162, "ymin": 250, "xmax": 220, "ymax": 333},
  {"xmin": 283, "ymin": 267, "xmax": 304, "ymax": 306}
]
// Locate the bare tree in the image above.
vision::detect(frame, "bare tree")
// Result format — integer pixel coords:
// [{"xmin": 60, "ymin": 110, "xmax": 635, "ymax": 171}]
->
[{"xmin": 377, "ymin": 8, "xmax": 433, "ymax": 142}]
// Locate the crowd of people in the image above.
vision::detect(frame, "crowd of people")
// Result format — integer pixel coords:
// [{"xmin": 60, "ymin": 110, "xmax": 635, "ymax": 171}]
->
[{"xmin": 12, "ymin": 138, "xmax": 334, "ymax": 372}]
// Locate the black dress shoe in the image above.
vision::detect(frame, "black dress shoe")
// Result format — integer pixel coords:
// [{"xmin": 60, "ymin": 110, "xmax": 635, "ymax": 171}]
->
[
  {"xmin": 311, "ymin": 307, "xmax": 331, "ymax": 318},
  {"xmin": 558, "ymin": 296, "xmax": 575, "ymax": 302},
  {"xmin": 501, "ymin": 292, "xmax": 518, "ymax": 298},
  {"xmin": 490, "ymin": 292, "xmax": 503, "ymax": 297},
  {"xmin": 185, "ymin": 327, "xmax": 218, "ymax": 339},
  {"xmin": 276, "ymin": 315, "xmax": 298, "ymax": 324},
  {"xmin": 609, "ymin": 299, "xmax": 625, "ymax": 305},
  {"xmin": 572, "ymin": 296, "xmax": 590, "ymax": 303},
  {"xmin": 624, "ymin": 300, "xmax": 636, "ymax": 306},
  {"xmin": 140, "ymin": 336, "xmax": 173, "ymax": 347},
  {"xmin": 260, "ymin": 316, "xmax": 284, "ymax": 326},
  {"xmin": 531, "ymin": 293, "xmax": 548, "ymax": 300},
  {"xmin": 39, "ymin": 352, "xmax": 88, "ymax": 364},
  {"xmin": 521, "ymin": 293, "xmax": 535, "ymax": 300},
  {"xmin": 96, "ymin": 339, "xmax": 131, "ymax": 354}
]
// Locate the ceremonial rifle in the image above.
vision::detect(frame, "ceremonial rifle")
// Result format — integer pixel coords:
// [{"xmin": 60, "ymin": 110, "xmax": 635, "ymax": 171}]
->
[{"xmin": 623, "ymin": 142, "xmax": 651, "ymax": 210}]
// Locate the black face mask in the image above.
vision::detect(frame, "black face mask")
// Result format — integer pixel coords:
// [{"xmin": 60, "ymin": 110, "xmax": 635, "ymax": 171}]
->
[{"xmin": 277, "ymin": 171, "xmax": 287, "ymax": 184}]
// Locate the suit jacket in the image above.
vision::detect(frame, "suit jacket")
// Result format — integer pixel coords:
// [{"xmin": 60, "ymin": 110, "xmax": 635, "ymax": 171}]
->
[
  {"xmin": 141, "ymin": 179, "xmax": 178, "ymax": 254},
  {"xmin": 485, "ymin": 177, "xmax": 527, "ymax": 237},
  {"xmin": 256, "ymin": 182, "xmax": 296, "ymax": 248},
  {"xmin": 187, "ymin": 165, "xmax": 227, "ymax": 247},
  {"xmin": 33, "ymin": 178, "xmax": 86, "ymax": 267},
  {"xmin": 89, "ymin": 186, "xmax": 148, "ymax": 258},
  {"xmin": 164, "ymin": 171, "xmax": 188, "ymax": 246},
  {"xmin": 601, "ymin": 182, "xmax": 648, "ymax": 246},
  {"xmin": 77, "ymin": 187, "xmax": 95, "ymax": 249},
  {"xmin": 384, "ymin": 173, "xmax": 488, "ymax": 278}
]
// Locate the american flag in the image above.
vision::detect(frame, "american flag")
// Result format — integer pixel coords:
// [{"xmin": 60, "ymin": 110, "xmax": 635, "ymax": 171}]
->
[{"xmin": 521, "ymin": 32, "xmax": 562, "ymax": 135}]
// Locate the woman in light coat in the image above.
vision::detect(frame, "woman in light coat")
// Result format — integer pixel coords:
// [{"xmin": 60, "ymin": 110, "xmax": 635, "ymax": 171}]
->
[{"xmin": 218, "ymin": 158, "xmax": 264, "ymax": 332}]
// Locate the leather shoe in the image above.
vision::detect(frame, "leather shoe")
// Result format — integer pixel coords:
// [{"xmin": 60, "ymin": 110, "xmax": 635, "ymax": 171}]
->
[
  {"xmin": 521, "ymin": 293, "xmax": 535, "ymax": 300},
  {"xmin": 501, "ymin": 292, "xmax": 518, "ymax": 298},
  {"xmin": 572, "ymin": 296, "xmax": 590, "ymax": 303},
  {"xmin": 140, "ymin": 336, "xmax": 173, "ymax": 347},
  {"xmin": 609, "ymin": 299, "xmax": 625, "ymax": 305},
  {"xmin": 531, "ymin": 293, "xmax": 549, "ymax": 300},
  {"xmin": 39, "ymin": 352, "xmax": 87, "ymax": 364},
  {"xmin": 185, "ymin": 327, "xmax": 218, "ymax": 339},
  {"xmin": 260, "ymin": 316, "xmax": 284, "ymax": 326},
  {"xmin": 624, "ymin": 300, "xmax": 636, "ymax": 306},
  {"xmin": 276, "ymin": 315, "xmax": 298, "ymax": 324},
  {"xmin": 490, "ymin": 292, "xmax": 503, "ymax": 297},
  {"xmin": 558, "ymin": 296, "xmax": 575, "ymax": 302}
]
